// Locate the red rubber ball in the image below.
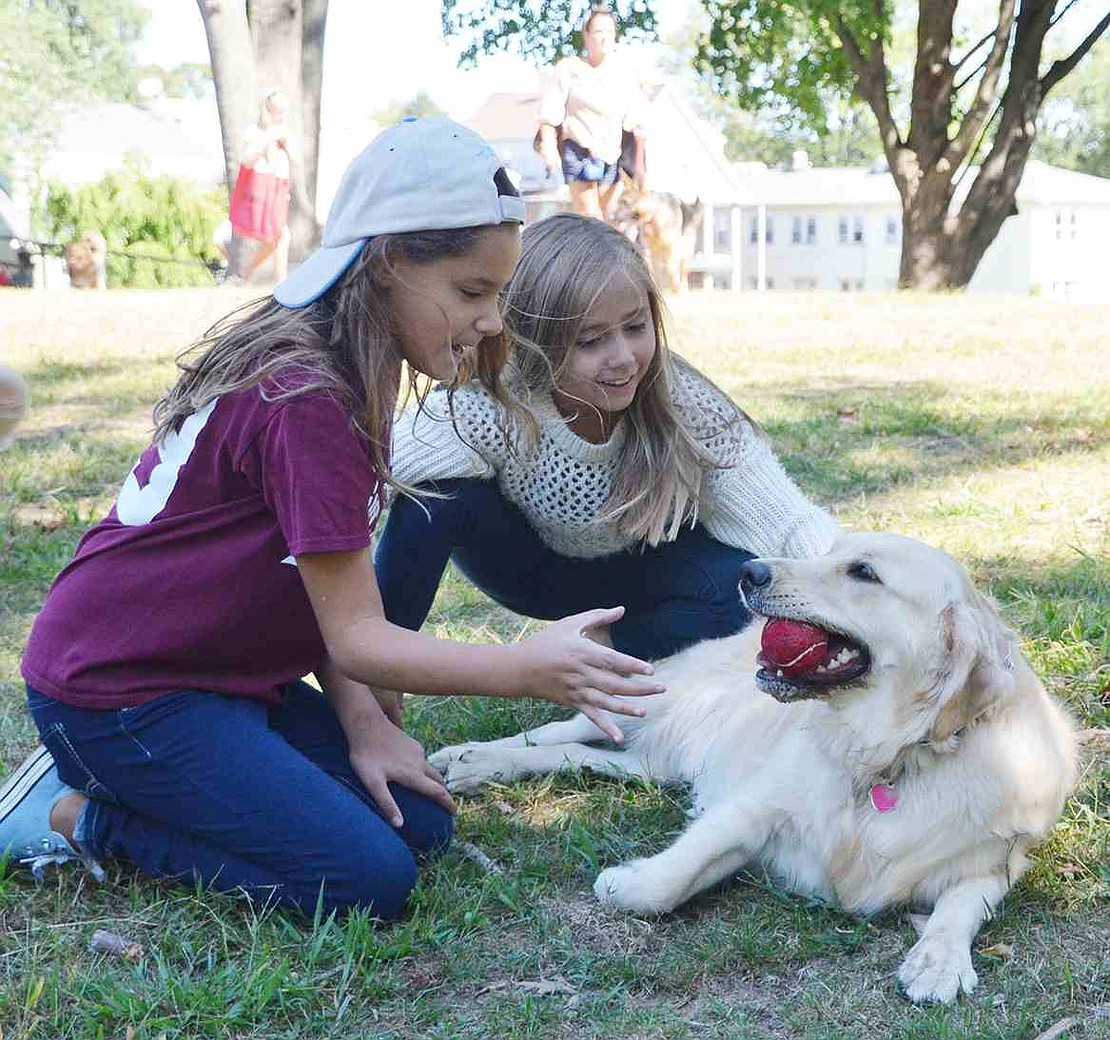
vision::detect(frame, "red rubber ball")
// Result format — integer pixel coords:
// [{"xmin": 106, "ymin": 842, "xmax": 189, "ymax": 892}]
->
[{"xmin": 760, "ymin": 618, "xmax": 830, "ymax": 677}]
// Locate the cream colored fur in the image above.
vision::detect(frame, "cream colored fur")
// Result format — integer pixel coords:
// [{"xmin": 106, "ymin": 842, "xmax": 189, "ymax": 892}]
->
[{"xmin": 429, "ymin": 532, "xmax": 1077, "ymax": 1004}]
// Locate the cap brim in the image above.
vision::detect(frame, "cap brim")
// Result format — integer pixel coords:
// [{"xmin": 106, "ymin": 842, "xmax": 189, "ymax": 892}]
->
[{"xmin": 273, "ymin": 239, "xmax": 366, "ymax": 309}]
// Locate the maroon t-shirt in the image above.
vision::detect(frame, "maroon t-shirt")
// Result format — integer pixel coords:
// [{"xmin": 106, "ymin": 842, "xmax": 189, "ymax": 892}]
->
[{"xmin": 22, "ymin": 375, "xmax": 380, "ymax": 709}]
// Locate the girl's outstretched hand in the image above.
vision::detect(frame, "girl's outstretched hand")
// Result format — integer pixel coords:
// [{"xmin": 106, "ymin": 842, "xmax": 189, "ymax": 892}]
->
[{"xmin": 514, "ymin": 606, "xmax": 665, "ymax": 742}]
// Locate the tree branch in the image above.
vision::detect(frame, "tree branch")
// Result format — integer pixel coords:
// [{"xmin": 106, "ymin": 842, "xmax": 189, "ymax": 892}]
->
[
  {"xmin": 1047, "ymin": 0, "xmax": 1082, "ymax": 34},
  {"xmin": 832, "ymin": 15, "xmax": 901, "ymax": 153},
  {"xmin": 1041, "ymin": 7, "xmax": 1110, "ymax": 95},
  {"xmin": 907, "ymin": 0, "xmax": 958, "ymax": 158},
  {"xmin": 946, "ymin": 0, "xmax": 1015, "ymax": 166},
  {"xmin": 952, "ymin": 26, "xmax": 1000, "ymax": 74}
]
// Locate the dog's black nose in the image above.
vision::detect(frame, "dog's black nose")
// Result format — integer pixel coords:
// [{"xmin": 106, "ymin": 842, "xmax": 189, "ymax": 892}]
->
[{"xmin": 739, "ymin": 560, "xmax": 773, "ymax": 597}]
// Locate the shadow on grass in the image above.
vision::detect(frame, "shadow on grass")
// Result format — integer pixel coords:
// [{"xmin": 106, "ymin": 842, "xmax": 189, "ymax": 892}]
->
[
  {"xmin": 23, "ymin": 355, "xmax": 176, "ymax": 418},
  {"xmin": 740, "ymin": 377, "xmax": 1108, "ymax": 503}
]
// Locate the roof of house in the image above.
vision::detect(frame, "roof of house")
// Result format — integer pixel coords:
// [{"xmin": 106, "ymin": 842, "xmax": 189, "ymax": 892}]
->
[
  {"xmin": 42, "ymin": 98, "xmax": 227, "ymax": 188},
  {"xmin": 736, "ymin": 157, "xmax": 1110, "ymax": 209}
]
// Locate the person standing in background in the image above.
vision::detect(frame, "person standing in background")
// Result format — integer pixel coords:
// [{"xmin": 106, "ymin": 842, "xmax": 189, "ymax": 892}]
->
[
  {"xmin": 535, "ymin": 7, "xmax": 647, "ymax": 224},
  {"xmin": 230, "ymin": 89, "xmax": 294, "ymax": 284}
]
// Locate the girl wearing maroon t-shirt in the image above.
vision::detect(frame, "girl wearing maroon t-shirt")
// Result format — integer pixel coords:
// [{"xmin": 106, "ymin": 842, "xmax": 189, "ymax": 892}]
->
[{"xmin": 1, "ymin": 118, "xmax": 661, "ymax": 919}]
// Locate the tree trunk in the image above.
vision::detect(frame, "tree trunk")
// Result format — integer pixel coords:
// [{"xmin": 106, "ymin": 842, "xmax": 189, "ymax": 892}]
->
[
  {"xmin": 832, "ymin": 0, "xmax": 1108, "ymax": 291},
  {"xmin": 249, "ymin": 0, "xmax": 321, "ymax": 261},
  {"xmin": 300, "ymin": 0, "xmax": 329, "ymax": 219},
  {"xmin": 197, "ymin": 0, "xmax": 259, "ymax": 278},
  {"xmin": 199, "ymin": 0, "xmax": 325, "ymax": 269}
]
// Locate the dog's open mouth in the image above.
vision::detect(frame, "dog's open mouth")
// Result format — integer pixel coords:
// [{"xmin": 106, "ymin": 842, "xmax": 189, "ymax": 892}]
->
[{"xmin": 755, "ymin": 616, "xmax": 871, "ymax": 701}]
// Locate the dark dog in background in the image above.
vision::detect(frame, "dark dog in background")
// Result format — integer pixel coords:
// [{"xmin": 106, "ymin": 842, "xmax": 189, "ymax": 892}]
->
[
  {"xmin": 614, "ymin": 178, "xmax": 702, "ymax": 294},
  {"xmin": 64, "ymin": 231, "xmax": 107, "ymax": 289}
]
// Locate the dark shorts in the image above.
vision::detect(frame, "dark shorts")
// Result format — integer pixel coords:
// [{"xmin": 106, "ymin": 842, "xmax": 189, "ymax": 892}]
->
[{"xmin": 561, "ymin": 138, "xmax": 620, "ymax": 187}]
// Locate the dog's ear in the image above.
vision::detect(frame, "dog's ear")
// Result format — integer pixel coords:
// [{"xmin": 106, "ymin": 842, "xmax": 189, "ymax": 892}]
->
[{"xmin": 927, "ymin": 590, "xmax": 1018, "ymax": 745}]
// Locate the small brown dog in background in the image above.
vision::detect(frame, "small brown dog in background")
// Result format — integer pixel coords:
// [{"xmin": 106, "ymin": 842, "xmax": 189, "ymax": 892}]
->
[
  {"xmin": 0, "ymin": 364, "xmax": 30, "ymax": 449},
  {"xmin": 64, "ymin": 231, "xmax": 107, "ymax": 289},
  {"xmin": 616, "ymin": 179, "xmax": 702, "ymax": 294}
]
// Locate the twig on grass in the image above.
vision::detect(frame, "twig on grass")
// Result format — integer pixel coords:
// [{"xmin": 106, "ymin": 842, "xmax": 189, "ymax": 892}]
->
[
  {"xmin": 1028, "ymin": 1018, "xmax": 1076, "ymax": 1040},
  {"xmin": 454, "ymin": 840, "xmax": 504, "ymax": 875}
]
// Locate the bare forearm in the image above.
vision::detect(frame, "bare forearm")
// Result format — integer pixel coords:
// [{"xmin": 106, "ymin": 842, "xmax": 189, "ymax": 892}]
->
[
  {"xmin": 317, "ymin": 655, "xmax": 391, "ymax": 738},
  {"xmin": 331, "ymin": 616, "xmax": 525, "ymax": 699}
]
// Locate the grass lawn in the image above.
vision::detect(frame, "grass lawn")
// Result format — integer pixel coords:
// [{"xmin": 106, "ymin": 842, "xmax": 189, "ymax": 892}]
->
[{"xmin": 0, "ymin": 287, "xmax": 1107, "ymax": 1039}]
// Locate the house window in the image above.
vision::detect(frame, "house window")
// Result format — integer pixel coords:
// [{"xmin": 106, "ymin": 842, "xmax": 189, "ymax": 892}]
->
[
  {"xmin": 884, "ymin": 216, "xmax": 898, "ymax": 245},
  {"xmin": 792, "ymin": 216, "xmax": 803, "ymax": 244},
  {"xmin": 750, "ymin": 217, "xmax": 758, "ymax": 244},
  {"xmin": 852, "ymin": 216, "xmax": 865, "ymax": 244},
  {"xmin": 838, "ymin": 217, "xmax": 849, "ymax": 245},
  {"xmin": 839, "ymin": 278, "xmax": 852, "ymax": 292},
  {"xmin": 765, "ymin": 216, "xmax": 774, "ymax": 244},
  {"xmin": 713, "ymin": 209, "xmax": 731, "ymax": 250},
  {"xmin": 747, "ymin": 276, "xmax": 759, "ymax": 290},
  {"xmin": 1055, "ymin": 210, "xmax": 1077, "ymax": 241},
  {"xmin": 766, "ymin": 277, "xmax": 775, "ymax": 290},
  {"xmin": 806, "ymin": 216, "xmax": 817, "ymax": 244},
  {"xmin": 793, "ymin": 277, "xmax": 818, "ymax": 290}
]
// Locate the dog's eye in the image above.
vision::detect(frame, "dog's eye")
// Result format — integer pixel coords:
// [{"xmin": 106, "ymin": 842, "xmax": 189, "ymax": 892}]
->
[{"xmin": 847, "ymin": 561, "xmax": 881, "ymax": 584}]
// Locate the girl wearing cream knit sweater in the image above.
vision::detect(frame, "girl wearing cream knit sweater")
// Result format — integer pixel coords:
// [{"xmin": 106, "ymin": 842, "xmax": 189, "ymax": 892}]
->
[{"xmin": 376, "ymin": 214, "xmax": 840, "ymax": 661}]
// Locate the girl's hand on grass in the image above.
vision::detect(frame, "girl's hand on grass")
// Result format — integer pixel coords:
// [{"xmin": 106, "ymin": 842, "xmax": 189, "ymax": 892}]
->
[
  {"xmin": 347, "ymin": 720, "xmax": 457, "ymax": 827},
  {"xmin": 514, "ymin": 606, "xmax": 665, "ymax": 743}
]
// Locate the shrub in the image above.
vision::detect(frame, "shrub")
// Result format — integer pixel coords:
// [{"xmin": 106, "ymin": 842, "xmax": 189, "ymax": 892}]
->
[{"xmin": 43, "ymin": 157, "xmax": 227, "ymax": 288}]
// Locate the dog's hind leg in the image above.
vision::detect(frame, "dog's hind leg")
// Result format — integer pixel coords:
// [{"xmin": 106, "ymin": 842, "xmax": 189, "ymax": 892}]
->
[
  {"xmin": 429, "ymin": 739, "xmax": 652, "ymax": 795},
  {"xmin": 896, "ymin": 873, "xmax": 1009, "ymax": 1003},
  {"xmin": 594, "ymin": 797, "xmax": 771, "ymax": 913}
]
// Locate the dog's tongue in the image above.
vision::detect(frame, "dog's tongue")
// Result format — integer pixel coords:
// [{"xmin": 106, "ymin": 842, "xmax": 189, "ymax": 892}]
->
[{"xmin": 760, "ymin": 618, "xmax": 830, "ymax": 678}]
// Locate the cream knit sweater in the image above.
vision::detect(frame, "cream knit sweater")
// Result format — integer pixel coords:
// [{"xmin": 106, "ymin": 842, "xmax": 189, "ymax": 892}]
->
[{"xmin": 390, "ymin": 364, "xmax": 840, "ymax": 561}]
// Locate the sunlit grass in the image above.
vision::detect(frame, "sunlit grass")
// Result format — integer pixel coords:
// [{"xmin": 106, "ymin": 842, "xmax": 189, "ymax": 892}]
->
[{"xmin": 1, "ymin": 288, "xmax": 1107, "ymax": 1039}]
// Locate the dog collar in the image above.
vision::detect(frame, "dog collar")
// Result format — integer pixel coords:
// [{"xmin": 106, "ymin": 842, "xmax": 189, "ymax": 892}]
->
[{"xmin": 869, "ymin": 782, "xmax": 898, "ymax": 813}]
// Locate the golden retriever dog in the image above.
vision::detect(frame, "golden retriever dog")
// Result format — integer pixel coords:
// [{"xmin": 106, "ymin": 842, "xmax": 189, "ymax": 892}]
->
[
  {"xmin": 429, "ymin": 533, "xmax": 1077, "ymax": 1004},
  {"xmin": 64, "ymin": 231, "xmax": 107, "ymax": 289},
  {"xmin": 614, "ymin": 178, "xmax": 701, "ymax": 293}
]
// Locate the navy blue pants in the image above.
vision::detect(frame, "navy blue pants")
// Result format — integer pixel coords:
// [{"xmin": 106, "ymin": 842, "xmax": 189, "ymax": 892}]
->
[
  {"xmin": 27, "ymin": 682, "xmax": 452, "ymax": 919},
  {"xmin": 375, "ymin": 479, "xmax": 754, "ymax": 661}
]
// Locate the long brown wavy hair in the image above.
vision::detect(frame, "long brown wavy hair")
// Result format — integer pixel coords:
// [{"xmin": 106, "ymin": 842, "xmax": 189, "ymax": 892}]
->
[{"xmin": 153, "ymin": 221, "xmax": 518, "ymax": 499}]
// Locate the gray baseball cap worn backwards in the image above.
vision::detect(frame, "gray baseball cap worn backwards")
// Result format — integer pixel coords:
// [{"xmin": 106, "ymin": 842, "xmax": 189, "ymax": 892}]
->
[{"xmin": 274, "ymin": 117, "xmax": 525, "ymax": 309}]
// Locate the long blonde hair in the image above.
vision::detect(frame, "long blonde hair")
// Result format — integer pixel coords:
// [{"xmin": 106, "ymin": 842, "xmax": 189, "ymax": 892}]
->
[
  {"xmin": 153, "ymin": 226, "xmax": 515, "ymax": 498},
  {"xmin": 501, "ymin": 212, "xmax": 748, "ymax": 546}
]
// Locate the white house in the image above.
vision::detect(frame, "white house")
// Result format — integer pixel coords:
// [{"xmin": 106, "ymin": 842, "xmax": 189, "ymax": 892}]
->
[
  {"xmin": 40, "ymin": 96, "xmax": 227, "ymax": 189},
  {"xmin": 730, "ymin": 156, "xmax": 1110, "ymax": 301}
]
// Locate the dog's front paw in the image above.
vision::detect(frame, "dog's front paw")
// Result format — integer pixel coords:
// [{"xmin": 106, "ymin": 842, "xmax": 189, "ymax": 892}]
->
[
  {"xmin": 427, "ymin": 743, "xmax": 513, "ymax": 795},
  {"xmin": 897, "ymin": 934, "xmax": 978, "ymax": 1004},
  {"xmin": 594, "ymin": 861, "xmax": 676, "ymax": 914}
]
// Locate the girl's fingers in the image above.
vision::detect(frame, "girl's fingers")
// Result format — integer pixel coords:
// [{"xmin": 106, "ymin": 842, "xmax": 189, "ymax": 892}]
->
[
  {"xmin": 367, "ymin": 777, "xmax": 404, "ymax": 828},
  {"xmin": 413, "ymin": 769, "xmax": 458, "ymax": 815},
  {"xmin": 579, "ymin": 638, "xmax": 656, "ymax": 679},
  {"xmin": 569, "ymin": 605, "xmax": 626, "ymax": 634},
  {"xmin": 582, "ymin": 651, "xmax": 664, "ymax": 693},
  {"xmin": 585, "ymin": 686, "xmax": 647, "ymax": 718},
  {"xmin": 581, "ymin": 705, "xmax": 625, "ymax": 744}
]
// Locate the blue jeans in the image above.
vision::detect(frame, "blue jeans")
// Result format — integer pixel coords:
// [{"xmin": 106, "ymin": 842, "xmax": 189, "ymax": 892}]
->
[
  {"xmin": 375, "ymin": 479, "xmax": 754, "ymax": 660},
  {"xmin": 26, "ymin": 682, "xmax": 452, "ymax": 919}
]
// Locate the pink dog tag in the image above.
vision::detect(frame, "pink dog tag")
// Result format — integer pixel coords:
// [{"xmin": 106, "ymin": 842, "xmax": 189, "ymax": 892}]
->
[{"xmin": 869, "ymin": 783, "xmax": 898, "ymax": 813}]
